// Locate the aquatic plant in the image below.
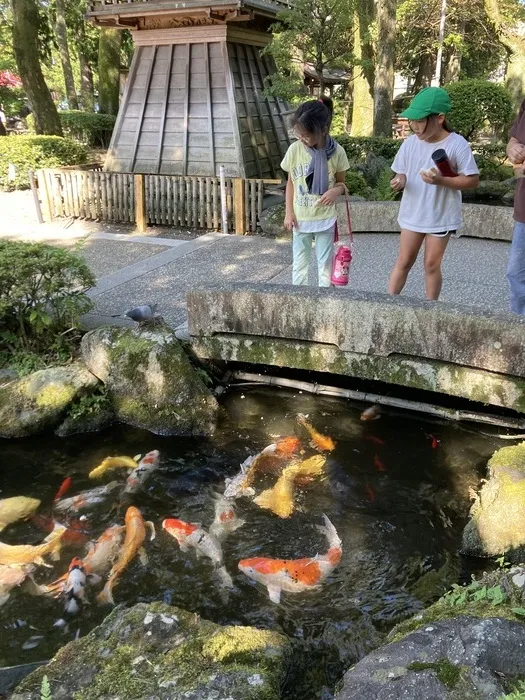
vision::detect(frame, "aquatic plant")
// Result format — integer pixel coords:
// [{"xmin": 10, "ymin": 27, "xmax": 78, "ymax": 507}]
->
[
  {"xmin": 40, "ymin": 675, "xmax": 52, "ymax": 700},
  {"xmin": 499, "ymin": 681, "xmax": 525, "ymax": 699}
]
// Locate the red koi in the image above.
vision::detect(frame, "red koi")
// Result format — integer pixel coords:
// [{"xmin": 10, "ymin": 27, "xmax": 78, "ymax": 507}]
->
[
  {"xmin": 53, "ymin": 477, "xmax": 72, "ymax": 502},
  {"xmin": 364, "ymin": 483, "xmax": 376, "ymax": 502},
  {"xmin": 364, "ymin": 435, "xmax": 385, "ymax": 446},
  {"xmin": 374, "ymin": 454, "xmax": 386, "ymax": 472},
  {"xmin": 428, "ymin": 434, "xmax": 440, "ymax": 449}
]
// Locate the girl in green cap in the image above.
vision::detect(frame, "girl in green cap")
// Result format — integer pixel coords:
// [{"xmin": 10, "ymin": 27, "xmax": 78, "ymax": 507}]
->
[{"xmin": 388, "ymin": 87, "xmax": 479, "ymax": 300}]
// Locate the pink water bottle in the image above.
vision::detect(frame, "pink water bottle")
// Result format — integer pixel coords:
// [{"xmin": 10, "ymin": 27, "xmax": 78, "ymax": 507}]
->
[{"xmin": 331, "ymin": 242, "xmax": 352, "ymax": 286}]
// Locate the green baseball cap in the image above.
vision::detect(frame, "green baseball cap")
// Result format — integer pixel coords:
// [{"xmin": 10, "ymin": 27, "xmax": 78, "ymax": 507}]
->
[{"xmin": 400, "ymin": 87, "xmax": 451, "ymax": 120}]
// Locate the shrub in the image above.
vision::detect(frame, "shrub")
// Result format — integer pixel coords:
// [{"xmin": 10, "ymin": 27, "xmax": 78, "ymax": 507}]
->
[
  {"xmin": 0, "ymin": 135, "xmax": 88, "ymax": 190},
  {"xmin": 345, "ymin": 169, "xmax": 369, "ymax": 197},
  {"xmin": 471, "ymin": 142, "xmax": 513, "ymax": 181},
  {"xmin": 28, "ymin": 111, "xmax": 116, "ymax": 148},
  {"xmin": 335, "ymin": 135, "xmax": 402, "ymax": 163},
  {"xmin": 445, "ymin": 79, "xmax": 515, "ymax": 141},
  {"xmin": 0, "ymin": 86, "xmax": 25, "ymax": 117},
  {"xmin": 0, "ymin": 241, "xmax": 95, "ymax": 356}
]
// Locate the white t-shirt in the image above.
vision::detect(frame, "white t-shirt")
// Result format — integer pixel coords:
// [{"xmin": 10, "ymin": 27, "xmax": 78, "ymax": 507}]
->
[{"xmin": 391, "ymin": 132, "xmax": 479, "ymax": 233}]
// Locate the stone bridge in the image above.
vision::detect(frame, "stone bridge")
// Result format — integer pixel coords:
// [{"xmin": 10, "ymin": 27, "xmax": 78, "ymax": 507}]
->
[{"xmin": 187, "ymin": 284, "xmax": 525, "ymax": 414}]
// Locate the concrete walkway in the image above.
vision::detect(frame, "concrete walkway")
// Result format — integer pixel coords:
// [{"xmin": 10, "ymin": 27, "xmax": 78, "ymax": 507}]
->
[{"xmin": 0, "ymin": 191, "xmax": 512, "ymax": 330}]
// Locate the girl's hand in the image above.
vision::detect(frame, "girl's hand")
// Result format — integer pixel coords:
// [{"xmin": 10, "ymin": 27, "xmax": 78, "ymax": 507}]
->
[
  {"xmin": 420, "ymin": 167, "xmax": 443, "ymax": 186},
  {"xmin": 391, "ymin": 174, "xmax": 406, "ymax": 191},
  {"xmin": 284, "ymin": 212, "xmax": 298, "ymax": 231},
  {"xmin": 317, "ymin": 187, "xmax": 341, "ymax": 206}
]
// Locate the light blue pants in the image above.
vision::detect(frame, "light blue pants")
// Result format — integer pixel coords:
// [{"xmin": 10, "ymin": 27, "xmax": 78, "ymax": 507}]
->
[
  {"xmin": 507, "ymin": 221, "xmax": 525, "ymax": 314},
  {"xmin": 292, "ymin": 227, "xmax": 334, "ymax": 287}
]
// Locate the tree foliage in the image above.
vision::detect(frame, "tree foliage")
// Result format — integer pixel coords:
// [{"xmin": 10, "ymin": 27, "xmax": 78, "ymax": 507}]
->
[{"xmin": 445, "ymin": 78, "xmax": 515, "ymax": 140}]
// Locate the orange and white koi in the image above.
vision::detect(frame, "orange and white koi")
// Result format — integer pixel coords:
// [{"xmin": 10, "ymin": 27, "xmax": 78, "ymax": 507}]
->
[
  {"xmin": 0, "ymin": 496, "xmax": 41, "ymax": 532},
  {"xmin": 163, "ymin": 518, "xmax": 233, "ymax": 588},
  {"xmin": 238, "ymin": 514, "xmax": 342, "ymax": 604},
  {"xmin": 360, "ymin": 405, "xmax": 381, "ymax": 421},
  {"xmin": 242, "ymin": 437, "xmax": 302, "ymax": 488},
  {"xmin": 89, "ymin": 456, "xmax": 138, "ymax": 480},
  {"xmin": 297, "ymin": 414, "xmax": 335, "ymax": 452},
  {"xmin": 253, "ymin": 455, "xmax": 326, "ymax": 519},
  {"xmin": 53, "ymin": 481, "xmax": 120, "ymax": 515},
  {"xmin": 0, "ymin": 527, "xmax": 65, "ymax": 567},
  {"xmin": 0, "ymin": 564, "xmax": 35, "ymax": 606},
  {"xmin": 223, "ymin": 457, "xmax": 257, "ymax": 500},
  {"xmin": 97, "ymin": 507, "xmax": 155, "ymax": 606},
  {"xmin": 209, "ymin": 496, "xmax": 244, "ymax": 540},
  {"xmin": 60, "ymin": 557, "xmax": 101, "ymax": 614},
  {"xmin": 123, "ymin": 450, "xmax": 160, "ymax": 495}
]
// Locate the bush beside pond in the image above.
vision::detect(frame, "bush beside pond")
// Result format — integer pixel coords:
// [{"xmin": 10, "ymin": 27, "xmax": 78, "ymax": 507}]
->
[
  {"xmin": 0, "ymin": 135, "xmax": 88, "ymax": 190},
  {"xmin": 27, "ymin": 110, "xmax": 116, "ymax": 149}
]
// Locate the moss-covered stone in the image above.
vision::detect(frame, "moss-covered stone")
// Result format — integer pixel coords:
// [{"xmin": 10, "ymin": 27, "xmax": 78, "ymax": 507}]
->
[
  {"xmin": 0, "ymin": 363, "xmax": 100, "ymax": 438},
  {"xmin": 462, "ymin": 443, "xmax": 525, "ymax": 561},
  {"xmin": 81, "ymin": 323, "xmax": 218, "ymax": 436},
  {"xmin": 409, "ymin": 555, "xmax": 462, "ymax": 605},
  {"xmin": 12, "ymin": 603, "xmax": 290, "ymax": 700},
  {"xmin": 55, "ymin": 388, "xmax": 114, "ymax": 436},
  {"xmin": 407, "ymin": 659, "xmax": 462, "ymax": 688}
]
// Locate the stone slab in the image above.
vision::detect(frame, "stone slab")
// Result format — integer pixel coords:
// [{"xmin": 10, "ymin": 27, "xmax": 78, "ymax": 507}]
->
[
  {"xmin": 191, "ymin": 334, "xmax": 525, "ymax": 413},
  {"xmin": 187, "ymin": 284, "xmax": 525, "ymax": 377}
]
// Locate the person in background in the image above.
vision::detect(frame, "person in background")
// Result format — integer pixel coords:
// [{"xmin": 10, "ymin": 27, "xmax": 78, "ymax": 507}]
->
[
  {"xmin": 505, "ymin": 98, "xmax": 525, "ymax": 314},
  {"xmin": 388, "ymin": 87, "xmax": 479, "ymax": 300},
  {"xmin": 0, "ymin": 105, "xmax": 7, "ymax": 137},
  {"xmin": 281, "ymin": 97, "xmax": 349, "ymax": 287}
]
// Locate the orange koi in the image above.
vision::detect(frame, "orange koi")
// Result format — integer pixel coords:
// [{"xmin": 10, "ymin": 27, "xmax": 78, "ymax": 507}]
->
[
  {"xmin": 364, "ymin": 483, "xmax": 376, "ymax": 502},
  {"xmin": 242, "ymin": 438, "xmax": 302, "ymax": 489},
  {"xmin": 374, "ymin": 454, "xmax": 386, "ymax": 472},
  {"xmin": 297, "ymin": 414, "xmax": 335, "ymax": 452},
  {"xmin": 53, "ymin": 477, "xmax": 72, "ymax": 502},
  {"xmin": 360, "ymin": 405, "xmax": 381, "ymax": 421},
  {"xmin": 238, "ymin": 515, "xmax": 342, "ymax": 604},
  {"xmin": 364, "ymin": 435, "xmax": 385, "ymax": 446},
  {"xmin": 97, "ymin": 507, "xmax": 154, "ymax": 605},
  {"xmin": 31, "ymin": 514, "xmax": 90, "ymax": 547},
  {"xmin": 53, "ymin": 481, "xmax": 120, "ymax": 515},
  {"xmin": 428, "ymin": 434, "xmax": 441, "ymax": 449},
  {"xmin": 209, "ymin": 496, "xmax": 244, "ymax": 540}
]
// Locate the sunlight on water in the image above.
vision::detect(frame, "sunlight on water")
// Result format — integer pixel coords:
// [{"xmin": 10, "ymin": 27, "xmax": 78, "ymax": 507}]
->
[{"xmin": 0, "ymin": 387, "xmax": 507, "ymax": 697}]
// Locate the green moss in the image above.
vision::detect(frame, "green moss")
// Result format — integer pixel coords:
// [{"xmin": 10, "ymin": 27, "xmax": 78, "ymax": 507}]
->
[
  {"xmin": 407, "ymin": 659, "xmax": 462, "ymax": 688},
  {"xmin": 34, "ymin": 382, "xmax": 76, "ymax": 408},
  {"xmin": 203, "ymin": 626, "xmax": 284, "ymax": 665},
  {"xmin": 489, "ymin": 443, "xmax": 525, "ymax": 474}
]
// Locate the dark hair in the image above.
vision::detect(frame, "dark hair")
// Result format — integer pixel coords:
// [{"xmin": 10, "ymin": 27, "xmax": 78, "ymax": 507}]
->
[
  {"xmin": 417, "ymin": 114, "xmax": 454, "ymax": 134},
  {"xmin": 291, "ymin": 97, "xmax": 333, "ymax": 144}
]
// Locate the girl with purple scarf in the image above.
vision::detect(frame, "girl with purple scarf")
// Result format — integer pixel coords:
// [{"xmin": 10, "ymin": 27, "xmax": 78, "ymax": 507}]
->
[{"xmin": 281, "ymin": 98, "xmax": 349, "ymax": 286}]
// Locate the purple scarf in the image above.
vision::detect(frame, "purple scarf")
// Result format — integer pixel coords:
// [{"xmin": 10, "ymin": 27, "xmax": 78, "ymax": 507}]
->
[{"xmin": 305, "ymin": 136, "xmax": 337, "ymax": 195}]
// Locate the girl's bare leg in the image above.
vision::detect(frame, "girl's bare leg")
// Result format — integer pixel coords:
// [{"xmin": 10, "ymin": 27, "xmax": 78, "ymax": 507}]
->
[
  {"xmin": 423, "ymin": 233, "xmax": 451, "ymax": 300},
  {"xmin": 388, "ymin": 229, "xmax": 424, "ymax": 295}
]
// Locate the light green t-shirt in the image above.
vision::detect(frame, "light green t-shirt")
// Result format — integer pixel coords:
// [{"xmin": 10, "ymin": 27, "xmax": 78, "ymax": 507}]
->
[{"xmin": 281, "ymin": 140, "xmax": 350, "ymax": 224}]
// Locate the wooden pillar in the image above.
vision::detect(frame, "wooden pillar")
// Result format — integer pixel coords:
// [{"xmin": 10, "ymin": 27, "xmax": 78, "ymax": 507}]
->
[
  {"xmin": 36, "ymin": 169, "xmax": 52, "ymax": 222},
  {"xmin": 28, "ymin": 170, "xmax": 44, "ymax": 224},
  {"xmin": 134, "ymin": 173, "xmax": 146, "ymax": 232},
  {"xmin": 233, "ymin": 178, "xmax": 246, "ymax": 235}
]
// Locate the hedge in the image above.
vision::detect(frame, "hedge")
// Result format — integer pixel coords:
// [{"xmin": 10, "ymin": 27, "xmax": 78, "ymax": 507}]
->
[
  {"xmin": 445, "ymin": 79, "xmax": 515, "ymax": 141},
  {"xmin": 335, "ymin": 135, "xmax": 402, "ymax": 163},
  {"xmin": 0, "ymin": 135, "xmax": 88, "ymax": 190},
  {"xmin": 28, "ymin": 111, "xmax": 116, "ymax": 148}
]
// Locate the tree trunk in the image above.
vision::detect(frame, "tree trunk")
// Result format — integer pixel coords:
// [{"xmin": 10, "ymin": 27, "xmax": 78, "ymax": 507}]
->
[
  {"xmin": 483, "ymin": 0, "xmax": 525, "ymax": 107},
  {"xmin": 443, "ymin": 50, "xmax": 462, "ymax": 84},
  {"xmin": 413, "ymin": 54, "xmax": 434, "ymax": 92},
  {"xmin": 373, "ymin": 0, "xmax": 396, "ymax": 137},
  {"xmin": 78, "ymin": 22, "xmax": 95, "ymax": 111},
  {"xmin": 98, "ymin": 28, "xmax": 121, "ymax": 115},
  {"xmin": 11, "ymin": 0, "xmax": 63, "ymax": 135},
  {"xmin": 350, "ymin": 0, "xmax": 374, "ymax": 137},
  {"xmin": 55, "ymin": 0, "xmax": 78, "ymax": 109}
]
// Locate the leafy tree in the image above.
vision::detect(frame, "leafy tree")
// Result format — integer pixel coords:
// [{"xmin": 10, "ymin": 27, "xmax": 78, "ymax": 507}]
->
[
  {"xmin": 11, "ymin": 0, "xmax": 62, "ymax": 134},
  {"xmin": 483, "ymin": 0, "xmax": 525, "ymax": 106},
  {"xmin": 54, "ymin": 0, "xmax": 79, "ymax": 109},
  {"xmin": 265, "ymin": 0, "xmax": 355, "ymax": 97},
  {"xmin": 446, "ymin": 78, "xmax": 515, "ymax": 140}
]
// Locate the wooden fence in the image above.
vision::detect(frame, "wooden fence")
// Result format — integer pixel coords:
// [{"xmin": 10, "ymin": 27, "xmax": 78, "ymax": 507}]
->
[{"xmin": 34, "ymin": 168, "xmax": 281, "ymax": 234}]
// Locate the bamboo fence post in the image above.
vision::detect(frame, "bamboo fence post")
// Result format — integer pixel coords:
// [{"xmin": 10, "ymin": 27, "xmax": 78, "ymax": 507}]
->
[
  {"xmin": 35, "ymin": 169, "xmax": 52, "ymax": 222},
  {"xmin": 233, "ymin": 178, "xmax": 246, "ymax": 235},
  {"xmin": 134, "ymin": 173, "xmax": 147, "ymax": 232},
  {"xmin": 219, "ymin": 166, "xmax": 228, "ymax": 235}
]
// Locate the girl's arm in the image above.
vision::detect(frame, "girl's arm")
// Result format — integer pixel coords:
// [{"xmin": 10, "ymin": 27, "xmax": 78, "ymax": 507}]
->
[
  {"xmin": 317, "ymin": 172, "xmax": 346, "ymax": 205},
  {"xmin": 421, "ymin": 171, "xmax": 479, "ymax": 190},
  {"xmin": 284, "ymin": 173, "xmax": 298, "ymax": 231}
]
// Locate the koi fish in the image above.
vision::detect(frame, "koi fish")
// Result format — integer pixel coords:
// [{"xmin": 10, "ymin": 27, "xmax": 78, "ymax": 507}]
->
[
  {"xmin": 53, "ymin": 477, "xmax": 72, "ymax": 502},
  {"xmin": 60, "ymin": 557, "xmax": 101, "ymax": 614},
  {"xmin": 360, "ymin": 405, "xmax": 381, "ymax": 421},
  {"xmin": 0, "ymin": 564, "xmax": 35, "ymax": 606},
  {"xmin": 123, "ymin": 450, "xmax": 160, "ymax": 495},
  {"xmin": 364, "ymin": 483, "xmax": 376, "ymax": 502},
  {"xmin": 364, "ymin": 435, "xmax": 385, "ymax": 446},
  {"xmin": 162, "ymin": 518, "xmax": 233, "ymax": 588},
  {"xmin": 374, "ymin": 454, "xmax": 386, "ymax": 472},
  {"xmin": 254, "ymin": 455, "xmax": 327, "ymax": 519},
  {"xmin": 0, "ymin": 527, "xmax": 65, "ymax": 567},
  {"xmin": 209, "ymin": 496, "xmax": 245, "ymax": 540},
  {"xmin": 0, "ymin": 496, "xmax": 41, "ymax": 532},
  {"xmin": 89, "ymin": 456, "xmax": 138, "ymax": 480},
  {"xmin": 238, "ymin": 514, "xmax": 342, "ymax": 604},
  {"xmin": 223, "ymin": 456, "xmax": 257, "ymax": 500},
  {"xmin": 297, "ymin": 414, "xmax": 335, "ymax": 452},
  {"xmin": 97, "ymin": 507, "xmax": 155, "ymax": 605},
  {"xmin": 242, "ymin": 438, "xmax": 302, "ymax": 489},
  {"xmin": 53, "ymin": 481, "xmax": 121, "ymax": 515},
  {"xmin": 31, "ymin": 514, "xmax": 90, "ymax": 547},
  {"xmin": 428, "ymin": 434, "xmax": 441, "ymax": 449}
]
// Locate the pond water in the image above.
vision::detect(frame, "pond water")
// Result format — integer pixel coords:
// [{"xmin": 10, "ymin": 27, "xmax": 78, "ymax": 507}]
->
[{"xmin": 0, "ymin": 387, "xmax": 507, "ymax": 698}]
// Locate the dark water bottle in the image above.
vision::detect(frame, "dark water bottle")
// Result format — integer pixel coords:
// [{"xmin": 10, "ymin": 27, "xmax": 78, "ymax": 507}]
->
[{"xmin": 431, "ymin": 148, "xmax": 458, "ymax": 177}]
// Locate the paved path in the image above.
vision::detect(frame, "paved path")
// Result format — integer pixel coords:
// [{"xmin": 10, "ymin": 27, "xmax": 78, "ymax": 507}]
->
[{"xmin": 0, "ymin": 191, "xmax": 512, "ymax": 330}]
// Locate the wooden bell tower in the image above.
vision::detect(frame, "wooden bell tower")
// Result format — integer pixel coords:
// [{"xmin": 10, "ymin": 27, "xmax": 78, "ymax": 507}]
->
[{"xmin": 88, "ymin": 0, "xmax": 292, "ymax": 178}]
